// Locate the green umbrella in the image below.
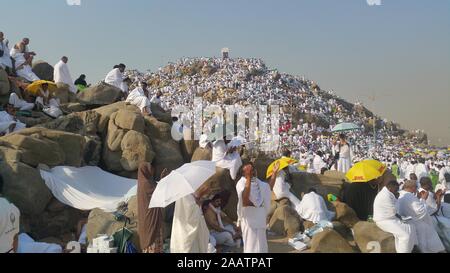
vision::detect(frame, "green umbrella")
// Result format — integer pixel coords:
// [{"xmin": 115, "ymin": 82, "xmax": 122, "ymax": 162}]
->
[{"xmin": 331, "ymin": 122, "xmax": 361, "ymax": 133}]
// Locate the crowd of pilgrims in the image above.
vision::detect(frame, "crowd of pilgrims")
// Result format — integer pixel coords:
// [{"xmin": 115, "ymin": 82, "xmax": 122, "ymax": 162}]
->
[{"xmin": 2, "ymin": 32, "xmax": 450, "ymax": 254}]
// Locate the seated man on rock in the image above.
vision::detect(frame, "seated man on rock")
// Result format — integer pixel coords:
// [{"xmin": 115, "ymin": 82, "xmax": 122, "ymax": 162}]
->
[
  {"xmin": 204, "ymin": 193, "xmax": 241, "ymax": 250},
  {"xmin": 373, "ymin": 180, "xmax": 417, "ymax": 253},
  {"xmin": 34, "ymin": 83, "xmax": 60, "ymax": 111},
  {"xmin": 126, "ymin": 81, "xmax": 152, "ymax": 116},
  {"xmin": 398, "ymin": 180, "xmax": 445, "ymax": 253},
  {"xmin": 9, "ymin": 38, "xmax": 39, "ymax": 82},
  {"xmin": 0, "ymin": 103, "xmax": 26, "ymax": 136},
  {"xmin": 8, "ymin": 92, "xmax": 34, "ymax": 111},
  {"xmin": 297, "ymin": 188, "xmax": 335, "ymax": 224}
]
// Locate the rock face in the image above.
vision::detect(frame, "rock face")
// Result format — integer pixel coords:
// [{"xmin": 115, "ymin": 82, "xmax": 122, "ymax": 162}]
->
[
  {"xmin": 268, "ymin": 199, "xmax": 302, "ymax": 238},
  {"xmin": 191, "ymin": 147, "xmax": 212, "ymax": 162},
  {"xmin": 332, "ymin": 201, "xmax": 360, "ymax": 229},
  {"xmin": 144, "ymin": 116, "xmax": 184, "ymax": 177},
  {"xmin": 32, "ymin": 60, "xmax": 54, "ymax": 81},
  {"xmin": 203, "ymin": 167, "xmax": 238, "ymax": 221},
  {"xmin": 86, "ymin": 196, "xmax": 140, "ymax": 252},
  {"xmin": 0, "ymin": 68, "xmax": 10, "ymax": 96},
  {"xmin": 77, "ymin": 82, "xmax": 122, "ymax": 105},
  {"xmin": 310, "ymin": 229, "xmax": 356, "ymax": 253},
  {"xmin": 353, "ymin": 221, "xmax": 396, "ymax": 253}
]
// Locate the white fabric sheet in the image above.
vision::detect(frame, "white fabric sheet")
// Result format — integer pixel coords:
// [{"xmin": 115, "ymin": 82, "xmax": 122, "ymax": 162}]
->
[{"xmin": 39, "ymin": 166, "xmax": 137, "ymax": 212}]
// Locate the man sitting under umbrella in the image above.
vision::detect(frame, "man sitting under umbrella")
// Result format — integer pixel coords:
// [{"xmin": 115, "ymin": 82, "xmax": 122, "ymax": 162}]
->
[{"xmin": 204, "ymin": 192, "xmax": 241, "ymax": 250}]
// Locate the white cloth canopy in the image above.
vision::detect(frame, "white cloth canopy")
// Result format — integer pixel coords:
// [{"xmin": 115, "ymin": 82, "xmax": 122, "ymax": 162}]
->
[
  {"xmin": 39, "ymin": 166, "xmax": 137, "ymax": 212},
  {"xmin": 54, "ymin": 60, "xmax": 77, "ymax": 93}
]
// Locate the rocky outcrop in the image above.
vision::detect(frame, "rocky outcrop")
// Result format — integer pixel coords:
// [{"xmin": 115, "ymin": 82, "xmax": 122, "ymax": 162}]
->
[
  {"xmin": 268, "ymin": 199, "xmax": 302, "ymax": 238},
  {"xmin": 353, "ymin": 221, "xmax": 396, "ymax": 253},
  {"xmin": 77, "ymin": 82, "xmax": 122, "ymax": 106},
  {"xmin": 332, "ymin": 201, "xmax": 360, "ymax": 229},
  {"xmin": 32, "ymin": 60, "xmax": 54, "ymax": 81},
  {"xmin": 310, "ymin": 229, "xmax": 356, "ymax": 253}
]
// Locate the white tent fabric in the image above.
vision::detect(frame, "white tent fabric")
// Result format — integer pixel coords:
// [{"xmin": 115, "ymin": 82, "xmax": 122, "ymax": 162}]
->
[{"xmin": 40, "ymin": 166, "xmax": 137, "ymax": 212}]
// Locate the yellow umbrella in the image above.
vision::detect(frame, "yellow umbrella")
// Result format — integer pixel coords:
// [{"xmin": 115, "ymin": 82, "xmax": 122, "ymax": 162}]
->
[
  {"xmin": 25, "ymin": 80, "xmax": 57, "ymax": 96},
  {"xmin": 266, "ymin": 157, "xmax": 298, "ymax": 179},
  {"xmin": 361, "ymin": 159, "xmax": 387, "ymax": 175},
  {"xmin": 345, "ymin": 161, "xmax": 384, "ymax": 183}
]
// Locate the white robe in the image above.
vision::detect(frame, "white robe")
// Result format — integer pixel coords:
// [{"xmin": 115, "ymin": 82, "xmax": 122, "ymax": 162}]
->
[
  {"xmin": 415, "ymin": 163, "xmax": 429, "ymax": 182},
  {"xmin": 297, "ymin": 192, "xmax": 335, "ymax": 224},
  {"xmin": 439, "ymin": 167, "xmax": 450, "ymax": 186},
  {"xmin": 212, "ymin": 140, "xmax": 242, "ymax": 180},
  {"xmin": 125, "ymin": 87, "xmax": 151, "ymax": 113},
  {"xmin": 53, "ymin": 60, "xmax": 77, "ymax": 93},
  {"xmin": 9, "ymin": 48, "xmax": 39, "ymax": 82},
  {"xmin": 398, "ymin": 192, "xmax": 445, "ymax": 253},
  {"xmin": 373, "ymin": 187, "xmax": 417, "ymax": 253},
  {"xmin": 9, "ymin": 93, "xmax": 34, "ymax": 111},
  {"xmin": 236, "ymin": 177, "xmax": 271, "ymax": 253},
  {"xmin": 104, "ymin": 68, "xmax": 126, "ymax": 92},
  {"xmin": 0, "ymin": 111, "xmax": 26, "ymax": 134},
  {"xmin": 273, "ymin": 170, "xmax": 301, "ymax": 210},
  {"xmin": 170, "ymin": 194, "xmax": 210, "ymax": 253},
  {"xmin": 0, "ymin": 41, "xmax": 13, "ymax": 69},
  {"xmin": 312, "ymin": 155, "xmax": 327, "ymax": 174},
  {"xmin": 338, "ymin": 144, "xmax": 352, "ymax": 173}
]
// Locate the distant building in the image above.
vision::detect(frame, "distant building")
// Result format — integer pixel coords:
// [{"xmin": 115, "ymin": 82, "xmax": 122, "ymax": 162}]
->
[{"xmin": 221, "ymin": 48, "xmax": 230, "ymax": 59}]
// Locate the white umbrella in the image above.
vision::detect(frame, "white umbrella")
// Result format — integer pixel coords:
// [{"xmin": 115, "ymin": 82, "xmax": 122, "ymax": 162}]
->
[{"xmin": 149, "ymin": 161, "xmax": 216, "ymax": 208}]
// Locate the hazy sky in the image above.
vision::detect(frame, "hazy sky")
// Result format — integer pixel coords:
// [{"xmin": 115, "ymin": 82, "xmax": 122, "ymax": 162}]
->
[{"xmin": 1, "ymin": 0, "xmax": 449, "ymax": 145}]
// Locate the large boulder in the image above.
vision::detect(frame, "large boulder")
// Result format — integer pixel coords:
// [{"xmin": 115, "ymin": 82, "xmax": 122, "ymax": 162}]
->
[
  {"xmin": 0, "ymin": 160, "xmax": 52, "ymax": 216},
  {"xmin": 144, "ymin": 116, "xmax": 184, "ymax": 176},
  {"xmin": 203, "ymin": 167, "xmax": 238, "ymax": 221},
  {"xmin": 332, "ymin": 201, "xmax": 360, "ymax": 229},
  {"xmin": 353, "ymin": 221, "xmax": 396, "ymax": 253},
  {"xmin": 180, "ymin": 139, "xmax": 198, "ymax": 163},
  {"xmin": 120, "ymin": 130, "xmax": 155, "ymax": 172},
  {"xmin": 32, "ymin": 60, "xmax": 54, "ymax": 81},
  {"xmin": 38, "ymin": 110, "xmax": 100, "ymax": 136},
  {"xmin": 268, "ymin": 199, "xmax": 302, "ymax": 237},
  {"xmin": 86, "ymin": 196, "xmax": 140, "ymax": 252},
  {"xmin": 0, "ymin": 68, "xmax": 10, "ymax": 96},
  {"xmin": 0, "ymin": 133, "xmax": 65, "ymax": 167},
  {"xmin": 150, "ymin": 103, "xmax": 172, "ymax": 124},
  {"xmin": 290, "ymin": 172, "xmax": 343, "ymax": 199},
  {"xmin": 94, "ymin": 102, "xmax": 128, "ymax": 134},
  {"xmin": 191, "ymin": 147, "xmax": 212, "ymax": 162},
  {"xmin": 53, "ymin": 83, "xmax": 71, "ymax": 104},
  {"xmin": 310, "ymin": 229, "xmax": 356, "ymax": 253},
  {"xmin": 115, "ymin": 109, "xmax": 145, "ymax": 132},
  {"xmin": 18, "ymin": 128, "xmax": 87, "ymax": 167},
  {"xmin": 77, "ymin": 82, "xmax": 122, "ymax": 106},
  {"xmin": 106, "ymin": 112, "xmax": 126, "ymax": 152}
]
